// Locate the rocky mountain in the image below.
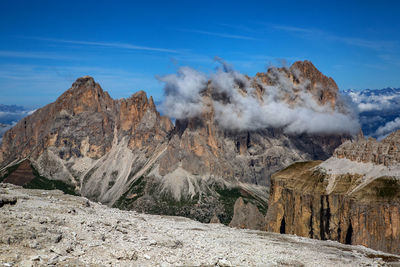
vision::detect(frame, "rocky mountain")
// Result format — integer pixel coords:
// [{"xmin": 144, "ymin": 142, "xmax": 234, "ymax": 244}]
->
[
  {"xmin": 344, "ymin": 87, "xmax": 400, "ymax": 139},
  {"xmin": 2, "ymin": 184, "xmax": 398, "ymax": 266},
  {"xmin": 0, "ymin": 61, "xmax": 353, "ymax": 227},
  {"xmin": 0, "ymin": 124, "xmax": 11, "ymax": 143},
  {"xmin": 265, "ymin": 130, "xmax": 400, "ymax": 254}
]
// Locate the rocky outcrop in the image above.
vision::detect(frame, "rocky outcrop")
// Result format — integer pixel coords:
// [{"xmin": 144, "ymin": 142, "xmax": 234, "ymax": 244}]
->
[
  {"xmin": 334, "ymin": 131, "xmax": 400, "ymax": 166},
  {"xmin": 229, "ymin": 197, "xmax": 265, "ymax": 230},
  {"xmin": 0, "ymin": 61, "xmax": 351, "ymax": 227},
  {"xmin": 265, "ymin": 131, "xmax": 400, "ymax": 254}
]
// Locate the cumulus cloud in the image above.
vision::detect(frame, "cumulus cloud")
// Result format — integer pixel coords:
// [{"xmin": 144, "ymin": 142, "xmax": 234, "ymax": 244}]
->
[
  {"xmin": 376, "ymin": 117, "xmax": 400, "ymax": 140},
  {"xmin": 345, "ymin": 88, "xmax": 400, "ymax": 138},
  {"xmin": 159, "ymin": 60, "xmax": 359, "ymax": 135},
  {"xmin": 0, "ymin": 105, "xmax": 33, "ymax": 125},
  {"xmin": 157, "ymin": 67, "xmax": 208, "ymax": 119},
  {"xmin": 347, "ymin": 89, "xmax": 400, "ymax": 112}
]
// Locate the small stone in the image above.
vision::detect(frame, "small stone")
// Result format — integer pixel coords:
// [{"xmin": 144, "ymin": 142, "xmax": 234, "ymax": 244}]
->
[
  {"xmin": 28, "ymin": 241, "xmax": 39, "ymax": 249},
  {"xmin": 54, "ymin": 234, "xmax": 63, "ymax": 243},
  {"xmin": 130, "ymin": 252, "xmax": 138, "ymax": 261},
  {"xmin": 30, "ymin": 255, "xmax": 41, "ymax": 261},
  {"xmin": 47, "ymin": 255, "xmax": 59, "ymax": 265},
  {"xmin": 216, "ymin": 258, "xmax": 232, "ymax": 267},
  {"xmin": 144, "ymin": 254, "xmax": 151, "ymax": 260}
]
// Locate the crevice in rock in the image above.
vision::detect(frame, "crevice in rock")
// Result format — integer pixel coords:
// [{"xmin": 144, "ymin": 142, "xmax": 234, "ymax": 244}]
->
[
  {"xmin": 246, "ymin": 132, "xmax": 251, "ymax": 149},
  {"xmin": 320, "ymin": 195, "xmax": 331, "ymax": 240},
  {"xmin": 309, "ymin": 203, "xmax": 314, "ymax": 238},
  {"xmin": 280, "ymin": 216, "xmax": 286, "ymax": 234},
  {"xmin": 345, "ymin": 222, "xmax": 353, "ymax": 245}
]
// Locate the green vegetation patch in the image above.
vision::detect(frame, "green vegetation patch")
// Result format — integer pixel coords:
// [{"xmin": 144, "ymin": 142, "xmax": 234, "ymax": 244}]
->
[
  {"xmin": 25, "ymin": 165, "xmax": 78, "ymax": 195},
  {"xmin": 113, "ymin": 175, "xmax": 147, "ymax": 210}
]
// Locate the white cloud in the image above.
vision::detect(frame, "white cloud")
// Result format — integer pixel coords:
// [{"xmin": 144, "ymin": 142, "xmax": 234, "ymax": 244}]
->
[
  {"xmin": 177, "ymin": 29, "xmax": 258, "ymax": 40},
  {"xmin": 157, "ymin": 67, "xmax": 208, "ymax": 119},
  {"xmin": 272, "ymin": 24, "xmax": 397, "ymax": 51},
  {"xmin": 376, "ymin": 117, "xmax": 400, "ymax": 140},
  {"xmin": 22, "ymin": 37, "xmax": 179, "ymax": 53},
  {"xmin": 159, "ymin": 60, "xmax": 359, "ymax": 135}
]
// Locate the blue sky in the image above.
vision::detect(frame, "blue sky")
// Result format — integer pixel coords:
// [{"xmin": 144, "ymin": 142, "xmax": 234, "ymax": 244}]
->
[{"xmin": 1, "ymin": 0, "xmax": 400, "ymax": 108}]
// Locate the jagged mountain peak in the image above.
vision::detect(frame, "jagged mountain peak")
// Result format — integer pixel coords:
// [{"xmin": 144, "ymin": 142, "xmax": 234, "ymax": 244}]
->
[{"xmin": 1, "ymin": 62, "xmax": 353, "ymax": 230}]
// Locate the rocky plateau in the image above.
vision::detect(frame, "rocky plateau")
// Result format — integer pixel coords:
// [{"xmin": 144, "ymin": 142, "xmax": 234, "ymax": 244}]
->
[{"xmin": 265, "ymin": 130, "xmax": 400, "ymax": 254}]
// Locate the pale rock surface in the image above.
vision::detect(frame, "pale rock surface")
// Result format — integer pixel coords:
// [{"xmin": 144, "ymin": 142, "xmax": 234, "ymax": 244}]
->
[{"xmin": 1, "ymin": 184, "xmax": 399, "ymax": 267}]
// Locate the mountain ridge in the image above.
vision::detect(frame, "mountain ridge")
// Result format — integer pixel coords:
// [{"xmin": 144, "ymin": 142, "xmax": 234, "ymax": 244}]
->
[{"xmin": 0, "ymin": 60, "xmax": 355, "ymax": 227}]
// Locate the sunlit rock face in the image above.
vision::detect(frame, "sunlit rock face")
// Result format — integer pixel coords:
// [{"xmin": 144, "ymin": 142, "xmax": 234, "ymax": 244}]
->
[
  {"xmin": 265, "ymin": 131, "xmax": 400, "ymax": 254},
  {"xmin": 0, "ymin": 61, "xmax": 353, "ymax": 227},
  {"xmin": 0, "ymin": 76, "xmax": 173, "ymax": 206}
]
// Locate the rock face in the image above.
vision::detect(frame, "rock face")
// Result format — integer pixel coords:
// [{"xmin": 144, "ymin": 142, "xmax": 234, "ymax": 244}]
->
[
  {"xmin": 334, "ymin": 131, "xmax": 400, "ymax": 166},
  {"xmin": 256, "ymin": 60, "xmax": 339, "ymax": 108},
  {"xmin": 0, "ymin": 61, "xmax": 351, "ymax": 227},
  {"xmin": 1, "ymin": 184, "xmax": 398, "ymax": 267},
  {"xmin": 265, "ymin": 131, "xmax": 400, "ymax": 254},
  {"xmin": 0, "ymin": 76, "xmax": 173, "ymax": 206},
  {"xmin": 1, "ymin": 159, "xmax": 35, "ymax": 186}
]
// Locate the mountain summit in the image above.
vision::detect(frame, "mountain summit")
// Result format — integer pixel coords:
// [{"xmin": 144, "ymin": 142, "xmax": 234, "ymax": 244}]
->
[{"xmin": 0, "ymin": 61, "xmax": 355, "ymax": 227}]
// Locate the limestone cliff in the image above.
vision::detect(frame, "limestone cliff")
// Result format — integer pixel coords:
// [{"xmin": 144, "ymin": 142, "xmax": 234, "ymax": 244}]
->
[
  {"xmin": 0, "ymin": 61, "xmax": 351, "ymax": 227},
  {"xmin": 0, "ymin": 76, "xmax": 173, "ymax": 206},
  {"xmin": 265, "ymin": 131, "xmax": 400, "ymax": 254},
  {"xmin": 114, "ymin": 60, "xmax": 350, "ymax": 225}
]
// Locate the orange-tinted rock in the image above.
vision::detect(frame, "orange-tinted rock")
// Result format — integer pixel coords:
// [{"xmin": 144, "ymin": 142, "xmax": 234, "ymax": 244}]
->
[
  {"xmin": 0, "ymin": 76, "xmax": 173, "ymax": 167},
  {"xmin": 265, "ymin": 132, "xmax": 400, "ymax": 255}
]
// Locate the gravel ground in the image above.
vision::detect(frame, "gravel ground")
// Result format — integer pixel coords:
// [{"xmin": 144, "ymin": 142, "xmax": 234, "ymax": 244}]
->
[{"xmin": 1, "ymin": 183, "xmax": 399, "ymax": 267}]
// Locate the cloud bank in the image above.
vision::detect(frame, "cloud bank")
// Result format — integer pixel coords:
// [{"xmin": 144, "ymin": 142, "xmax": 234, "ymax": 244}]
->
[
  {"xmin": 159, "ymin": 60, "xmax": 359, "ymax": 135},
  {"xmin": 345, "ymin": 88, "xmax": 400, "ymax": 139}
]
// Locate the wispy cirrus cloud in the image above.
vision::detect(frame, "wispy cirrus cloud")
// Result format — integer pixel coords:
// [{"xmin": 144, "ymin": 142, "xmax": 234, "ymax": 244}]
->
[
  {"xmin": 21, "ymin": 37, "xmax": 179, "ymax": 53},
  {"xmin": 0, "ymin": 63, "xmax": 164, "ymax": 107},
  {"xmin": 272, "ymin": 25, "xmax": 397, "ymax": 51},
  {"xmin": 0, "ymin": 50, "xmax": 78, "ymax": 60},
  {"xmin": 177, "ymin": 29, "xmax": 258, "ymax": 40}
]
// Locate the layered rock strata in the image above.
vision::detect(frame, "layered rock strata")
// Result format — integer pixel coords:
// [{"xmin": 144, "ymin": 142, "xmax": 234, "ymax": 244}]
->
[{"xmin": 265, "ymin": 131, "xmax": 400, "ymax": 254}]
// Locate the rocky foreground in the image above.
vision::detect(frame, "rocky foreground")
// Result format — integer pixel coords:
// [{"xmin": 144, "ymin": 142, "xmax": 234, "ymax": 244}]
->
[{"xmin": 1, "ymin": 184, "xmax": 400, "ymax": 267}]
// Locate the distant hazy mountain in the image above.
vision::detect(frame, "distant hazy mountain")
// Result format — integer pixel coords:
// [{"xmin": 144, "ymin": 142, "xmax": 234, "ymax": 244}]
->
[
  {"xmin": 0, "ymin": 104, "xmax": 33, "ymax": 125},
  {"xmin": 343, "ymin": 88, "xmax": 400, "ymax": 139},
  {"xmin": 0, "ymin": 104, "xmax": 34, "ymax": 143}
]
